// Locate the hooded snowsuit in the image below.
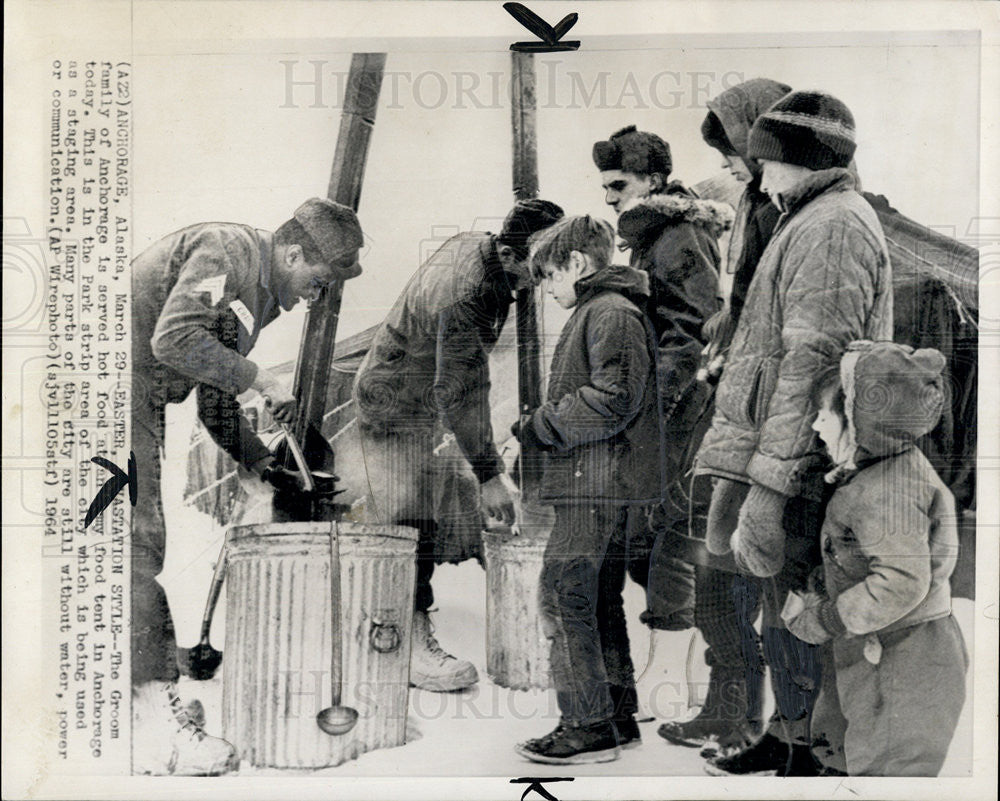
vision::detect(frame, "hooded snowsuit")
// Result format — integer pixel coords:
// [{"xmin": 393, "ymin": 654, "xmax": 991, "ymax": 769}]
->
[
  {"xmin": 788, "ymin": 341, "xmax": 967, "ymax": 776},
  {"xmin": 614, "ymin": 185, "xmax": 732, "ymax": 631},
  {"xmin": 527, "ymin": 264, "xmax": 662, "ymax": 727}
]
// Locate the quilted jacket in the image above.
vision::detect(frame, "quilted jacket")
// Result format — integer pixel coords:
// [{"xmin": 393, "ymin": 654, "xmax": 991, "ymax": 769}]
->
[{"xmin": 696, "ymin": 168, "xmax": 892, "ymax": 500}]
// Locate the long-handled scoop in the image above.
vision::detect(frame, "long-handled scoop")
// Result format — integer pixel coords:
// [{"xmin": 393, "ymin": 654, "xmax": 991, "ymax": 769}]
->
[
  {"xmin": 279, "ymin": 422, "xmax": 316, "ymax": 492},
  {"xmin": 316, "ymin": 523, "xmax": 359, "ymax": 735},
  {"xmin": 183, "ymin": 531, "xmax": 229, "ymax": 680},
  {"xmin": 184, "ymin": 426, "xmax": 322, "ymax": 680}
]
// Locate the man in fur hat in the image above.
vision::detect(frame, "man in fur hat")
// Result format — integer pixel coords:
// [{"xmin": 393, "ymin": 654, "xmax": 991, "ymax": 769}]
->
[{"xmin": 592, "ymin": 125, "xmax": 733, "ymax": 724}]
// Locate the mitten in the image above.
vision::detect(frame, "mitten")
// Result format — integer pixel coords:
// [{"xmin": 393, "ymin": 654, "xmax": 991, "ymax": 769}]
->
[
  {"xmin": 781, "ymin": 590, "xmax": 845, "ymax": 645},
  {"xmin": 705, "ymin": 478, "xmax": 750, "ymax": 555},
  {"xmin": 731, "ymin": 483, "xmax": 788, "ymax": 577}
]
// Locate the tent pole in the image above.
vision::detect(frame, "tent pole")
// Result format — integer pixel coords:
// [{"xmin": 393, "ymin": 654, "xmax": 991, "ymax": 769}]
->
[
  {"xmin": 511, "ymin": 51, "xmax": 544, "ymax": 498},
  {"xmin": 291, "ymin": 52, "xmax": 386, "ymax": 445}
]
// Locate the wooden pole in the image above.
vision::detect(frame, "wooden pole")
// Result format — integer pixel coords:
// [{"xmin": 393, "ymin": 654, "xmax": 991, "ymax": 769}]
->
[
  {"xmin": 510, "ymin": 51, "xmax": 544, "ymax": 497},
  {"xmin": 292, "ymin": 52, "xmax": 386, "ymax": 444}
]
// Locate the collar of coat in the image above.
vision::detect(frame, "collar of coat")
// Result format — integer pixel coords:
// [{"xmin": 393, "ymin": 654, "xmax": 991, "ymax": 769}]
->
[
  {"xmin": 573, "ymin": 263, "xmax": 651, "ymax": 308},
  {"xmin": 481, "ymin": 235, "xmax": 518, "ymax": 297},
  {"xmin": 773, "ymin": 167, "xmax": 857, "ymax": 216},
  {"xmin": 616, "ymin": 182, "xmax": 734, "ymax": 249},
  {"xmin": 258, "ymin": 229, "xmax": 275, "ymax": 293}
]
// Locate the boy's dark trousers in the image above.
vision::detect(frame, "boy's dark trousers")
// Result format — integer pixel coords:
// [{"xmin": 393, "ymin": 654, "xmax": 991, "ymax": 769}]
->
[{"xmin": 540, "ymin": 503, "xmax": 637, "ymax": 726}]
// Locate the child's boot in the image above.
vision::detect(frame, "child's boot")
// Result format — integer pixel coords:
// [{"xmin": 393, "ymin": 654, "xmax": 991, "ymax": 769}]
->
[{"xmin": 515, "ymin": 720, "xmax": 621, "ymax": 765}]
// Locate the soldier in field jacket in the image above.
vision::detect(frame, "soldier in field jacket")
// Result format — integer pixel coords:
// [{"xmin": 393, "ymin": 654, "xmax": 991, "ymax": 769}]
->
[{"xmin": 131, "ymin": 198, "xmax": 363, "ymax": 776}]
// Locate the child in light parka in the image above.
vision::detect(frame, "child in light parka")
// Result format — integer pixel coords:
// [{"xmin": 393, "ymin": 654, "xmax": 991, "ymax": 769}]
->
[{"xmin": 783, "ymin": 340, "xmax": 968, "ymax": 776}]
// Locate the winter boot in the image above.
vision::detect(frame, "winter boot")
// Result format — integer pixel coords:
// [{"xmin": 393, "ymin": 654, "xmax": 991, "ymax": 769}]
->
[
  {"xmin": 658, "ymin": 664, "xmax": 758, "ymax": 750},
  {"xmin": 703, "ymin": 731, "xmax": 820, "ymax": 777},
  {"xmin": 515, "ymin": 719, "xmax": 621, "ymax": 765},
  {"xmin": 634, "ymin": 629, "xmax": 688, "ymax": 721},
  {"xmin": 609, "ymin": 685, "xmax": 641, "ymax": 749},
  {"xmin": 132, "ymin": 681, "xmax": 239, "ymax": 776},
  {"xmin": 409, "ymin": 610, "xmax": 479, "ymax": 692}
]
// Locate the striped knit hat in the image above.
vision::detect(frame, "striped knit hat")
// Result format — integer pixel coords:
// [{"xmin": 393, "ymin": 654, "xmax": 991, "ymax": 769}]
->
[{"xmin": 747, "ymin": 90, "xmax": 856, "ymax": 170}]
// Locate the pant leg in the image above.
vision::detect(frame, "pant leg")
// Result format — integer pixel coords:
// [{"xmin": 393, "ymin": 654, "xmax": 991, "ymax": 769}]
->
[
  {"xmin": 401, "ymin": 519, "xmax": 437, "ymax": 613},
  {"xmin": 540, "ymin": 504, "xmax": 619, "ymax": 726},
  {"xmin": 599, "ymin": 510, "xmax": 637, "ymax": 717},
  {"xmin": 634, "ymin": 505, "xmax": 696, "ymax": 631},
  {"xmin": 131, "ymin": 400, "xmax": 179, "ymax": 685},
  {"xmin": 759, "ymin": 493, "xmax": 826, "ymax": 743},
  {"xmin": 839, "ymin": 616, "xmax": 968, "ymax": 776},
  {"xmin": 357, "ymin": 425, "xmax": 436, "ymax": 611},
  {"xmin": 761, "ymin": 618, "xmax": 822, "ymax": 743},
  {"xmin": 624, "ymin": 505, "xmax": 652, "ymax": 589},
  {"xmin": 810, "ymin": 644, "xmax": 848, "ymax": 774},
  {"xmin": 695, "ymin": 566, "xmax": 761, "ymax": 670}
]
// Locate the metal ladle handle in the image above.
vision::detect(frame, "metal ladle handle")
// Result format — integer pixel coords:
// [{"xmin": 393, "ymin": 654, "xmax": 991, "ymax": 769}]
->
[{"xmin": 278, "ymin": 423, "xmax": 315, "ymax": 493}]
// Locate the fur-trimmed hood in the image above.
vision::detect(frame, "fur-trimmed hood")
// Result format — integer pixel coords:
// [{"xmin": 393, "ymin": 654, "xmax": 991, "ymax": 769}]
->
[{"xmin": 617, "ymin": 183, "xmax": 734, "ymax": 249}]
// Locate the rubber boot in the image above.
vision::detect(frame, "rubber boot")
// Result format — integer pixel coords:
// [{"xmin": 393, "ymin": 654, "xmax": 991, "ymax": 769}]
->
[
  {"xmin": 634, "ymin": 629, "xmax": 689, "ymax": 721},
  {"xmin": 658, "ymin": 663, "xmax": 761, "ymax": 755}
]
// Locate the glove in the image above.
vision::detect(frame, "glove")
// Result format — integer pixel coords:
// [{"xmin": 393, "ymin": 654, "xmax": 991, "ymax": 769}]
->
[
  {"xmin": 781, "ymin": 590, "xmax": 845, "ymax": 645},
  {"xmin": 480, "ymin": 473, "xmax": 515, "ymax": 526},
  {"xmin": 705, "ymin": 478, "xmax": 750, "ymax": 555},
  {"xmin": 806, "ymin": 565, "xmax": 827, "ymax": 595},
  {"xmin": 731, "ymin": 483, "xmax": 788, "ymax": 577},
  {"xmin": 251, "ymin": 367, "xmax": 297, "ymax": 424},
  {"xmin": 697, "ymin": 309, "xmax": 736, "ymax": 384},
  {"xmin": 511, "ymin": 413, "xmax": 551, "ymax": 453},
  {"xmin": 259, "ymin": 462, "xmax": 304, "ymax": 494}
]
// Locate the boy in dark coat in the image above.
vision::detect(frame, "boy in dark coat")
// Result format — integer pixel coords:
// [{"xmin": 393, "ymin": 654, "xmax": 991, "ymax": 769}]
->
[
  {"xmin": 512, "ymin": 215, "xmax": 665, "ymax": 764},
  {"xmin": 658, "ymin": 78, "xmax": 792, "ymax": 755},
  {"xmin": 698, "ymin": 91, "xmax": 893, "ymax": 776},
  {"xmin": 353, "ymin": 199, "xmax": 563, "ymax": 692},
  {"xmin": 592, "ymin": 126, "xmax": 732, "ymax": 720},
  {"xmin": 788, "ymin": 341, "xmax": 967, "ymax": 776},
  {"xmin": 131, "ymin": 198, "xmax": 364, "ymax": 775}
]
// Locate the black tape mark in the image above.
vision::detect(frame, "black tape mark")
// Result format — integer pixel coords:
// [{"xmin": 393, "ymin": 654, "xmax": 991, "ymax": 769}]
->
[
  {"xmin": 84, "ymin": 452, "xmax": 137, "ymax": 528},
  {"xmin": 510, "ymin": 777, "xmax": 574, "ymax": 801},
  {"xmin": 504, "ymin": 3, "xmax": 580, "ymax": 52}
]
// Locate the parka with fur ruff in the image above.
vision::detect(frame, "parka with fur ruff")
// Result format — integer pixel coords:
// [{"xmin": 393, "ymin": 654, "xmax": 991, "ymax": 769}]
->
[{"xmin": 616, "ymin": 184, "xmax": 733, "ymax": 479}]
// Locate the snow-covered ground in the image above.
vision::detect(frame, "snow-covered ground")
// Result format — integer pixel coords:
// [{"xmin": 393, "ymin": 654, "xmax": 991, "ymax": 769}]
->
[{"xmin": 159, "ymin": 421, "xmax": 975, "ymax": 778}]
